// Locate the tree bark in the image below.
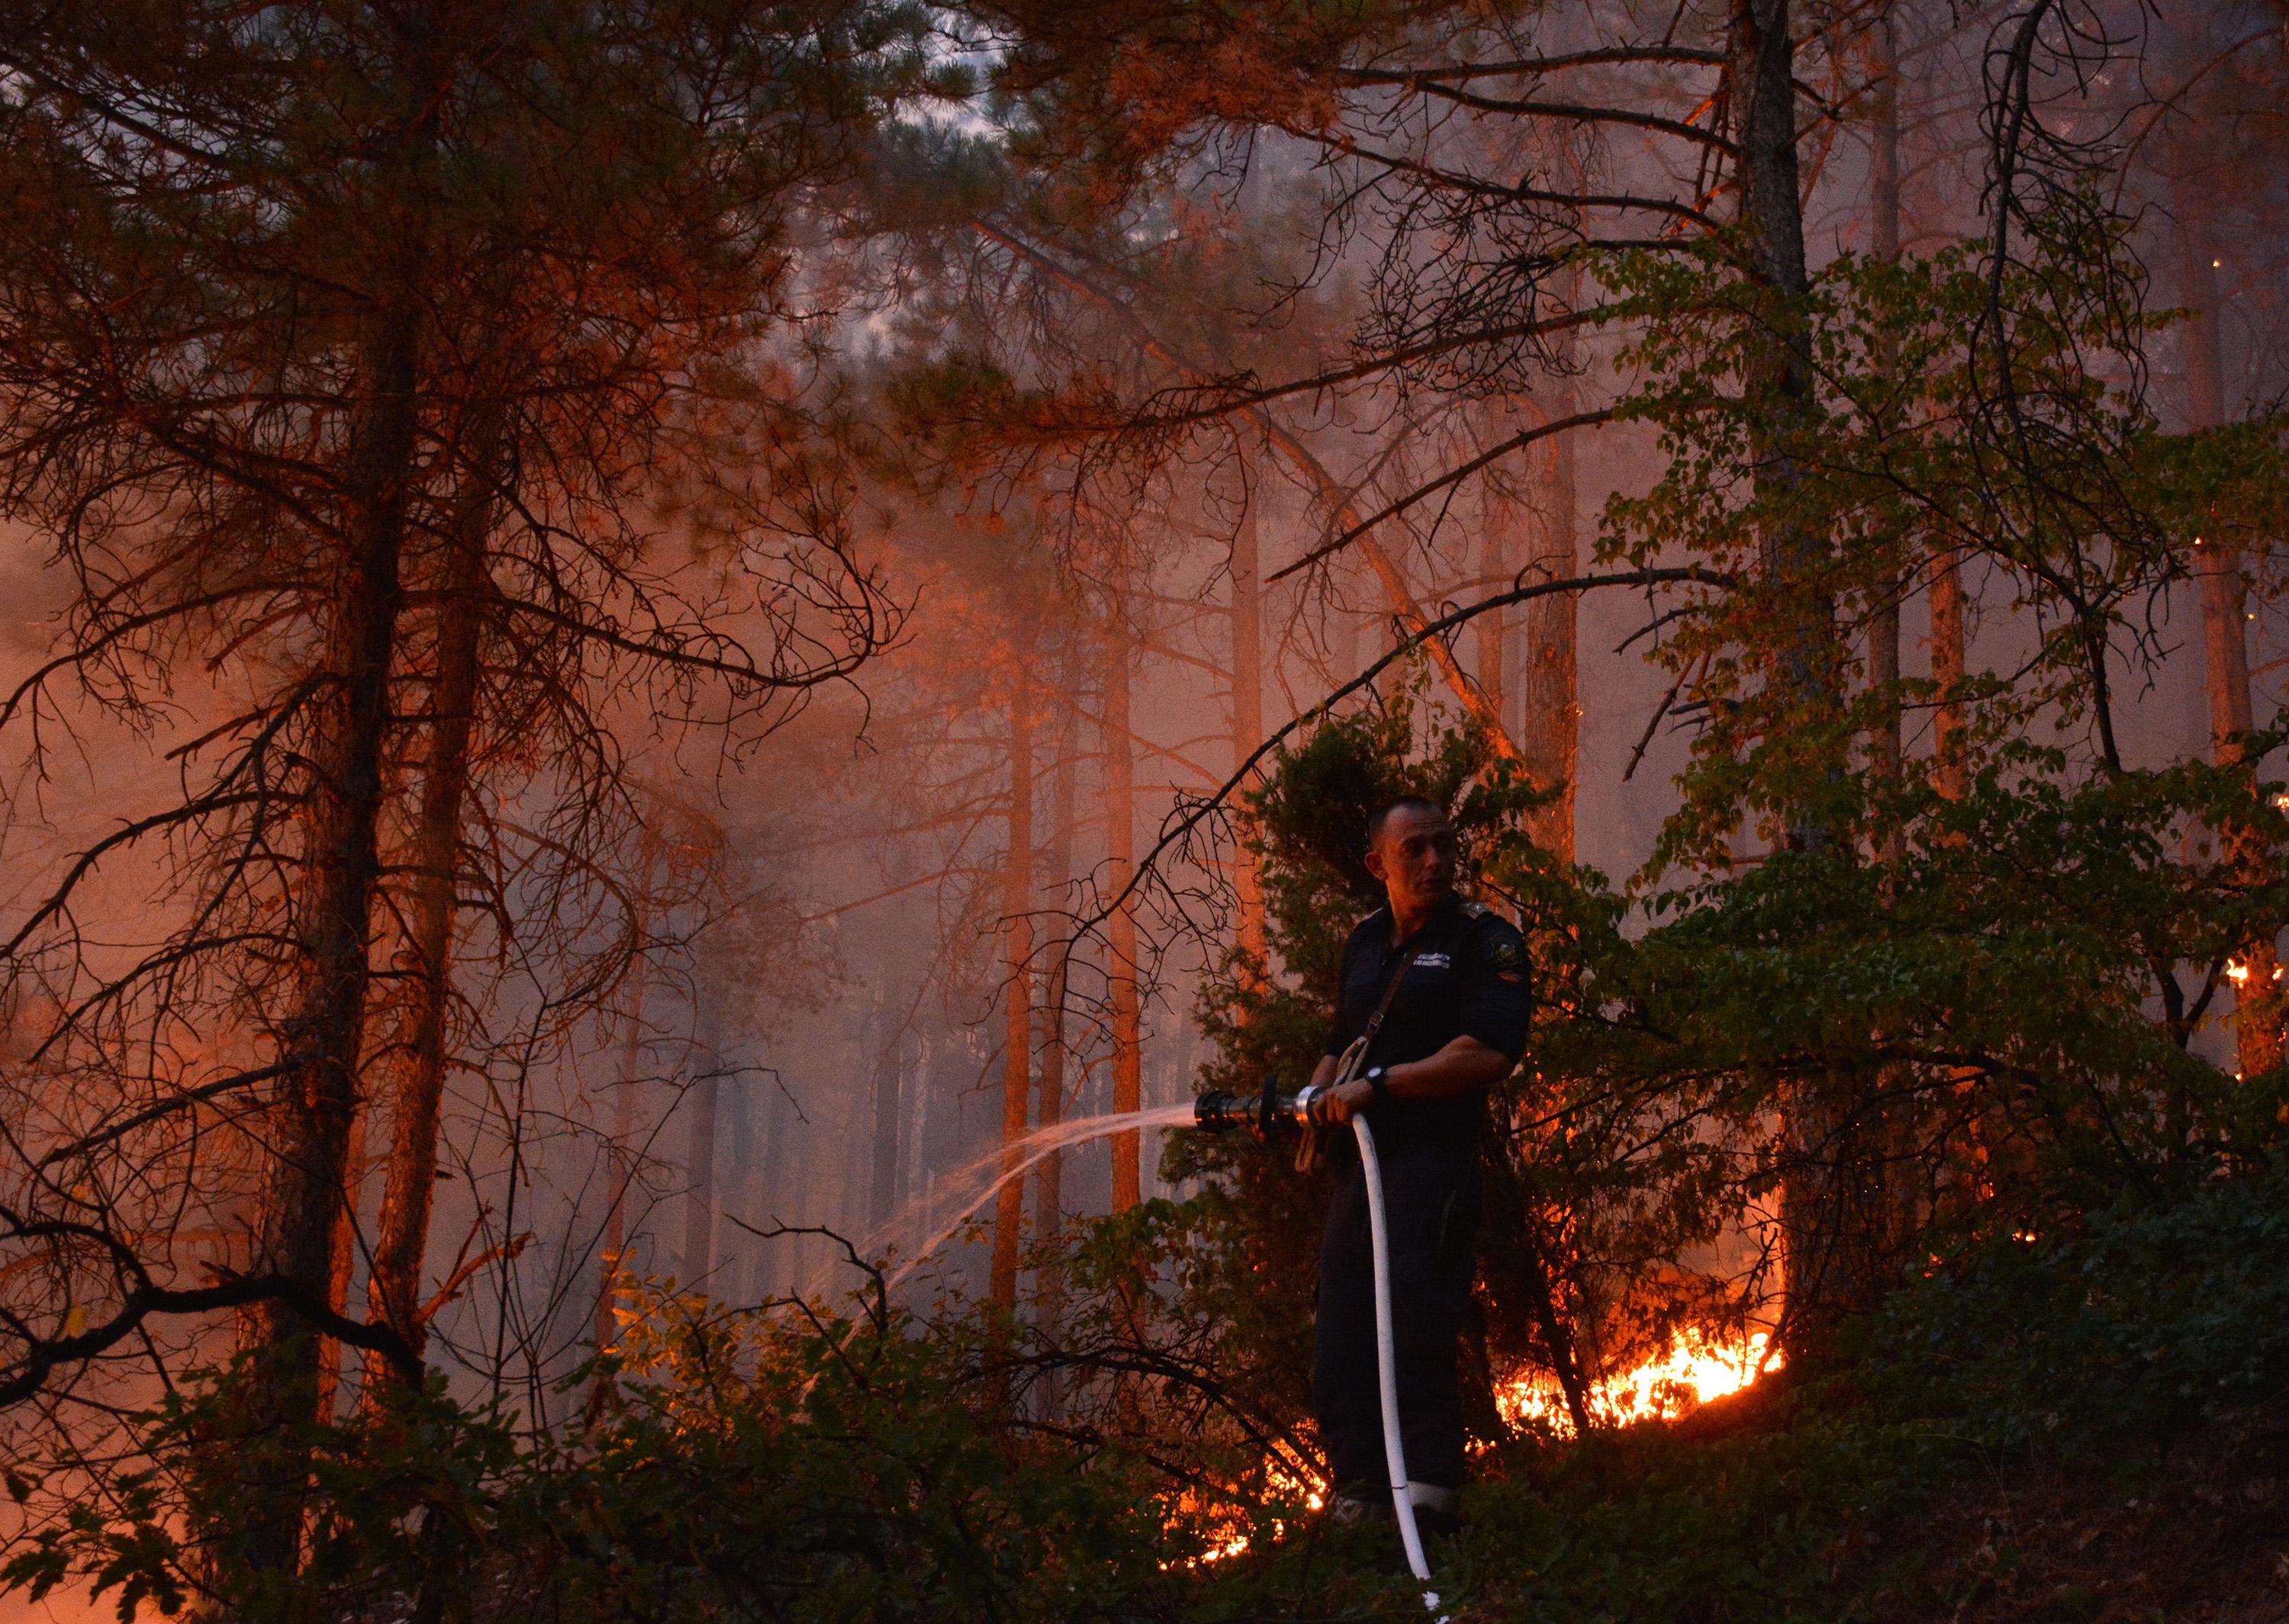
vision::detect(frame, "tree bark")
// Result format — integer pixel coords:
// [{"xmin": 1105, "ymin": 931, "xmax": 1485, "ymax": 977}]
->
[
  {"xmin": 1868, "ymin": 5, "xmax": 1906, "ymax": 854},
  {"xmin": 1928, "ymin": 548, "xmax": 1969, "ymax": 799},
  {"xmin": 1730, "ymin": 0, "xmax": 1815, "ymax": 606},
  {"xmin": 868, "ymin": 994, "xmax": 906, "ymax": 1229},
  {"xmin": 591, "ymin": 838, "xmax": 658, "ymax": 1374},
  {"xmin": 1230, "ymin": 449, "xmax": 1269, "ymax": 989},
  {"xmin": 1476, "ymin": 474, "xmax": 1509, "ymax": 725},
  {"xmin": 1033, "ymin": 709, "xmax": 1077, "ymax": 1416},
  {"xmin": 1730, "ymin": 0, "xmax": 1885, "ymax": 1356},
  {"xmin": 681, "ymin": 1053, "xmax": 720, "ymax": 1288},
  {"xmin": 1524, "ymin": 382, "xmax": 1580, "ymax": 864},
  {"xmin": 362, "ymin": 456, "xmax": 493, "ymax": 1384},
  {"xmin": 989, "ymin": 672, "xmax": 1035, "ymax": 1312},
  {"xmin": 239, "ymin": 301, "xmax": 422, "ymax": 1568},
  {"xmin": 2181, "ymin": 199, "xmax": 2283, "ymax": 1079},
  {"xmin": 1105, "ymin": 618, "xmax": 1144, "ymax": 1211}
]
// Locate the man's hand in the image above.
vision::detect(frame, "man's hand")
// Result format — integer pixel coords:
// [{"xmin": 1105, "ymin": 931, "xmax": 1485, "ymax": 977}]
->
[
  {"xmin": 1306, "ymin": 1037, "xmax": 1517, "ymax": 1129},
  {"xmin": 1309, "ymin": 1078, "xmax": 1376, "ymax": 1127}
]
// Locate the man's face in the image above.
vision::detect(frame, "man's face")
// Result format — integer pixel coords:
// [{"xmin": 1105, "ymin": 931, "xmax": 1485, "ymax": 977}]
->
[{"xmin": 1365, "ymin": 806, "xmax": 1457, "ymax": 914}]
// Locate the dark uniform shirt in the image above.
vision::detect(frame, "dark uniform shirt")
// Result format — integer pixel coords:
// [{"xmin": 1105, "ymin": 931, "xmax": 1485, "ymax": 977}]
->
[{"xmin": 1322, "ymin": 891, "xmax": 1532, "ymax": 1152}]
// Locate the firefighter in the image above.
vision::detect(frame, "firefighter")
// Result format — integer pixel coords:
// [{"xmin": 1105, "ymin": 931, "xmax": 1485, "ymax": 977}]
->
[{"xmin": 1305, "ymin": 796, "xmax": 1531, "ymax": 1533}]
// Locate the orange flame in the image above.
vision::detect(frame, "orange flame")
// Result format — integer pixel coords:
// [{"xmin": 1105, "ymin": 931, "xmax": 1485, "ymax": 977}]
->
[{"xmin": 1499, "ymin": 1329, "xmax": 1780, "ymax": 1436}]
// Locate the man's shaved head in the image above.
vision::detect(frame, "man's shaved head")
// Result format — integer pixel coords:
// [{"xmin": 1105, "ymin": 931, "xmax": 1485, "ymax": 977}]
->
[
  {"xmin": 1366, "ymin": 796, "xmax": 1447, "ymax": 851},
  {"xmin": 1363, "ymin": 797, "xmax": 1457, "ymax": 923}
]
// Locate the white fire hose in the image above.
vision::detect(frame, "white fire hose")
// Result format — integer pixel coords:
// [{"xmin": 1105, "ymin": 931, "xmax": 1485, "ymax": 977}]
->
[
  {"xmin": 1352, "ymin": 1111, "xmax": 1444, "ymax": 1618},
  {"xmin": 1191, "ymin": 1079, "xmax": 1450, "ymax": 1615}
]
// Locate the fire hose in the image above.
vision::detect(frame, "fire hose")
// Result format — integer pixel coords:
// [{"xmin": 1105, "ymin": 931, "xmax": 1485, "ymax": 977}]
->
[{"xmin": 1194, "ymin": 1081, "xmax": 1446, "ymax": 1616}]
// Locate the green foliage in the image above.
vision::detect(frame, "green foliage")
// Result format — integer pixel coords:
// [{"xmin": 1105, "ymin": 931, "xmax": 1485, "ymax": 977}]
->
[
  {"xmin": 4, "ymin": 1282, "xmax": 1193, "ymax": 1624},
  {"xmin": 1184, "ymin": 1169, "xmax": 2289, "ymax": 1623},
  {"xmin": 1599, "ymin": 208, "xmax": 2289, "ymax": 871},
  {"xmin": 1871, "ymin": 1170, "xmax": 2289, "ymax": 1446}
]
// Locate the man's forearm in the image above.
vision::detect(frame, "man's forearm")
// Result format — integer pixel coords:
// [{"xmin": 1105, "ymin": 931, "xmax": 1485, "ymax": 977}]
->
[
  {"xmin": 1309, "ymin": 1035, "xmax": 1516, "ymax": 1126},
  {"xmin": 1383, "ymin": 1037, "xmax": 1514, "ymax": 1100}
]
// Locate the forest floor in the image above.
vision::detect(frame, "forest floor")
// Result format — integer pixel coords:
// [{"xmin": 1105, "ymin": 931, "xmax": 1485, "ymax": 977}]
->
[
  {"xmin": 1256, "ymin": 1387, "xmax": 2289, "ymax": 1623},
  {"xmin": 1847, "ymin": 1397, "xmax": 2289, "ymax": 1624}
]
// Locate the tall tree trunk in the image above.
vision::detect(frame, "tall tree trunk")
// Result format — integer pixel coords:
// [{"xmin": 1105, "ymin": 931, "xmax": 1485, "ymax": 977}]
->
[
  {"xmin": 317, "ymin": 1112, "xmax": 367, "ymax": 1423},
  {"xmin": 362, "ymin": 456, "xmax": 493, "ymax": 1387},
  {"xmin": 1731, "ymin": 0, "xmax": 1885, "ymax": 1356},
  {"xmin": 1033, "ymin": 711, "xmax": 1077, "ymax": 1417},
  {"xmin": 1867, "ymin": 5, "xmax": 1906, "ymax": 853},
  {"xmin": 1730, "ymin": 0, "xmax": 1817, "ymax": 673},
  {"xmin": 591, "ymin": 838, "xmax": 657, "ymax": 1374},
  {"xmin": 868, "ymin": 993, "xmax": 905, "ymax": 1228},
  {"xmin": 990, "ymin": 673, "xmax": 1035, "ymax": 1312},
  {"xmin": 2181, "ymin": 199, "xmax": 2284, "ymax": 1079},
  {"xmin": 1524, "ymin": 378, "xmax": 1580, "ymax": 864},
  {"xmin": 240, "ymin": 302, "xmax": 422, "ymax": 1568},
  {"xmin": 1105, "ymin": 619, "xmax": 1144, "ymax": 1210},
  {"xmin": 1910, "ymin": 25, "xmax": 1966, "ymax": 802},
  {"xmin": 1476, "ymin": 475, "xmax": 1509, "ymax": 725},
  {"xmin": 1928, "ymin": 550, "xmax": 1969, "ymax": 799},
  {"xmin": 681, "ymin": 1050, "xmax": 720, "ymax": 1288},
  {"xmin": 1230, "ymin": 449, "xmax": 1269, "ymax": 988}
]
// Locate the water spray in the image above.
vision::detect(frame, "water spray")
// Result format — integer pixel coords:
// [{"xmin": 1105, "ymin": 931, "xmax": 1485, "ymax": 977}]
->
[
  {"xmin": 858, "ymin": 1077, "xmax": 1446, "ymax": 1610},
  {"xmin": 1191, "ymin": 1078, "xmax": 1446, "ymax": 1615}
]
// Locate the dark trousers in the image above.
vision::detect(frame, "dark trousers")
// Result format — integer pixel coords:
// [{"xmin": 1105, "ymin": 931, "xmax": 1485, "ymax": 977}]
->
[{"xmin": 1312, "ymin": 1134, "xmax": 1479, "ymax": 1495}]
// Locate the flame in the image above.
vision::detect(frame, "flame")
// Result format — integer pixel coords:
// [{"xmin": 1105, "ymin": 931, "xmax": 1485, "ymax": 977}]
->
[
  {"xmin": 1163, "ymin": 1332, "xmax": 1780, "ymax": 1562},
  {"xmin": 1499, "ymin": 1329, "xmax": 1780, "ymax": 1436},
  {"xmin": 1161, "ymin": 1458, "xmax": 1324, "ymax": 1568}
]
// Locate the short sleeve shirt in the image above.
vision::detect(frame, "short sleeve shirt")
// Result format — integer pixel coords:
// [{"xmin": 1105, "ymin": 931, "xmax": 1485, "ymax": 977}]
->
[{"xmin": 1323, "ymin": 892, "xmax": 1532, "ymax": 1150}]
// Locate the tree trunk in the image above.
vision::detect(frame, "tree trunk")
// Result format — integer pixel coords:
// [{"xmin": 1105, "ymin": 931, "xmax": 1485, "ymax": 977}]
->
[
  {"xmin": 1928, "ymin": 549, "xmax": 1969, "ymax": 799},
  {"xmin": 1231, "ymin": 449, "xmax": 1269, "ymax": 988},
  {"xmin": 2181, "ymin": 200, "xmax": 2283, "ymax": 1079},
  {"xmin": 1730, "ymin": 0, "xmax": 1886, "ymax": 1357},
  {"xmin": 1033, "ymin": 711, "xmax": 1077, "ymax": 1417},
  {"xmin": 868, "ymin": 995, "xmax": 906, "ymax": 1228},
  {"xmin": 592, "ymin": 843, "xmax": 657, "ymax": 1373},
  {"xmin": 362, "ymin": 458, "xmax": 493, "ymax": 1385},
  {"xmin": 317, "ymin": 1110, "xmax": 366, "ymax": 1423},
  {"xmin": 1730, "ymin": 0, "xmax": 1817, "ymax": 634},
  {"xmin": 1105, "ymin": 619, "xmax": 1144, "ymax": 1210},
  {"xmin": 240, "ymin": 302, "xmax": 422, "ymax": 1568},
  {"xmin": 1524, "ymin": 379, "xmax": 1580, "ymax": 864},
  {"xmin": 681, "ymin": 1052, "xmax": 720, "ymax": 1288},
  {"xmin": 1476, "ymin": 473, "xmax": 1509, "ymax": 724},
  {"xmin": 1867, "ymin": 5, "xmax": 1906, "ymax": 853},
  {"xmin": 989, "ymin": 673, "xmax": 1035, "ymax": 1312}
]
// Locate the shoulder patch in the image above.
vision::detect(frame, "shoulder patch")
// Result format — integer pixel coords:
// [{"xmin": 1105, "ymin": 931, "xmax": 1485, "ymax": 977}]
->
[{"xmin": 1489, "ymin": 935, "xmax": 1525, "ymax": 970}]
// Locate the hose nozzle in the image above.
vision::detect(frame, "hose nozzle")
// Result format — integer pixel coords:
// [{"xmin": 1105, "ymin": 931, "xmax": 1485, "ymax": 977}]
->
[{"xmin": 1191, "ymin": 1076, "xmax": 1322, "ymax": 1134}]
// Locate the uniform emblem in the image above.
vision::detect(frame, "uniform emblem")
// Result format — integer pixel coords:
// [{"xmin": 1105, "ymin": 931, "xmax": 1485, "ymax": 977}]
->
[
  {"xmin": 1491, "ymin": 938, "xmax": 1524, "ymax": 970},
  {"xmin": 1414, "ymin": 951, "xmax": 1452, "ymax": 970}
]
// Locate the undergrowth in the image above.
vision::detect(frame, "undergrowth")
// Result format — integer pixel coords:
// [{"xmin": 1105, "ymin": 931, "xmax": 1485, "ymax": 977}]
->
[{"xmin": 1188, "ymin": 1168, "xmax": 2289, "ymax": 1622}]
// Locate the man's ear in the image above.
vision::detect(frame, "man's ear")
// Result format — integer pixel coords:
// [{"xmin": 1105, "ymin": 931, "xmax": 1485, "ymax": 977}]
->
[{"xmin": 1363, "ymin": 845, "xmax": 1388, "ymax": 883}]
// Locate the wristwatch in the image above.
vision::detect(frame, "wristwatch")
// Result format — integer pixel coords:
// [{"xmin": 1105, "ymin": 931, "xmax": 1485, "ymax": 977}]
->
[{"xmin": 1364, "ymin": 1066, "xmax": 1392, "ymax": 1108}]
